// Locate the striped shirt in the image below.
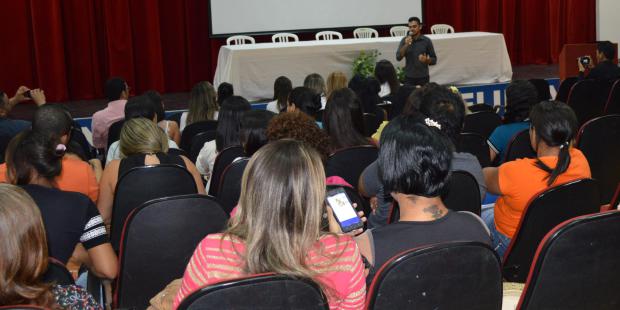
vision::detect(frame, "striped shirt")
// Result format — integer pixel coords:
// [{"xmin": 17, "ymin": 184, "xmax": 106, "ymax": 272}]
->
[{"xmin": 173, "ymin": 234, "xmax": 366, "ymax": 309}]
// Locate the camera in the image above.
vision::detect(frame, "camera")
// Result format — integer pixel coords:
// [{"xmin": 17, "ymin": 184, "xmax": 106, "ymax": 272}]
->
[
  {"xmin": 578, "ymin": 56, "xmax": 591, "ymax": 66},
  {"xmin": 24, "ymin": 90, "xmax": 32, "ymax": 98}
]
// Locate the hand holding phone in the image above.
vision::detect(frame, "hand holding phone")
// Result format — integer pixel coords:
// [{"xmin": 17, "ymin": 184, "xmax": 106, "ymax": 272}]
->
[{"xmin": 325, "ymin": 188, "xmax": 364, "ymax": 233}]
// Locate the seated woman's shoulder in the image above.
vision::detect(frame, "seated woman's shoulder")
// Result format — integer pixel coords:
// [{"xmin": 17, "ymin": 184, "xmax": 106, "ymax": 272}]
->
[{"xmin": 52, "ymin": 284, "xmax": 102, "ymax": 310}]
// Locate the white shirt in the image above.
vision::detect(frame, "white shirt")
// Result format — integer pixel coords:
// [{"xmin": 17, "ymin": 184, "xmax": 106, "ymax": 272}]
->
[
  {"xmin": 106, "ymin": 139, "xmax": 179, "ymax": 164},
  {"xmin": 379, "ymin": 82, "xmax": 391, "ymax": 98},
  {"xmin": 195, "ymin": 139, "xmax": 218, "ymax": 192},
  {"xmin": 266, "ymin": 100, "xmax": 281, "ymax": 114}
]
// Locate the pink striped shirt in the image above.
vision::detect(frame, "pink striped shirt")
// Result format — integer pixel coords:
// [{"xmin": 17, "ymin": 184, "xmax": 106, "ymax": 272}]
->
[{"xmin": 173, "ymin": 233, "xmax": 366, "ymax": 309}]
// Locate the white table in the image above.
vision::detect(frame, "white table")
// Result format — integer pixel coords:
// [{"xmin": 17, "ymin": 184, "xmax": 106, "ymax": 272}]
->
[{"xmin": 214, "ymin": 32, "xmax": 513, "ymax": 101}]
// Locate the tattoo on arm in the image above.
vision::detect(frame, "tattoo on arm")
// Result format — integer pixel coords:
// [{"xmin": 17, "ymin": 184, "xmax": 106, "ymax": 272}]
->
[{"xmin": 423, "ymin": 205, "xmax": 444, "ymax": 219}]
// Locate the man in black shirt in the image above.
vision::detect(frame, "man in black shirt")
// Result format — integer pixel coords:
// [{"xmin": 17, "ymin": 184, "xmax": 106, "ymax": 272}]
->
[
  {"xmin": 578, "ymin": 41, "xmax": 620, "ymax": 80},
  {"xmin": 396, "ymin": 17, "xmax": 437, "ymax": 87}
]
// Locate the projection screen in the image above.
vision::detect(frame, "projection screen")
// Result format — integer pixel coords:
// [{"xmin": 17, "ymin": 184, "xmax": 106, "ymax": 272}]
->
[{"xmin": 209, "ymin": 0, "xmax": 424, "ymax": 37}]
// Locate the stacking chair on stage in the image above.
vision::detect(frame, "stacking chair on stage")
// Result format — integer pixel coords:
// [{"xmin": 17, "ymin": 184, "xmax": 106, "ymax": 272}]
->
[
  {"xmin": 442, "ymin": 171, "xmax": 482, "ymax": 215},
  {"xmin": 389, "ymin": 26, "xmax": 408, "ymax": 37},
  {"xmin": 353, "ymin": 27, "xmax": 379, "ymax": 38},
  {"xmin": 272, "ymin": 32, "xmax": 299, "ymax": 43},
  {"xmin": 503, "ymin": 129, "xmax": 536, "ymax": 163},
  {"xmin": 430, "ymin": 24, "xmax": 455, "ymax": 34},
  {"xmin": 576, "ymin": 114, "xmax": 620, "ymax": 204},
  {"xmin": 528, "ymin": 79, "xmax": 552, "ymax": 101},
  {"xmin": 179, "ymin": 120, "xmax": 218, "ymax": 152},
  {"xmin": 189, "ymin": 130, "xmax": 216, "ymax": 163},
  {"xmin": 463, "ymin": 111, "xmax": 502, "ymax": 139},
  {"xmin": 177, "ymin": 274, "xmax": 329, "ymax": 310},
  {"xmin": 315, "ymin": 31, "xmax": 343, "ymax": 40},
  {"xmin": 208, "ymin": 146, "xmax": 245, "ymax": 197},
  {"xmin": 458, "ymin": 132, "xmax": 491, "ymax": 167},
  {"xmin": 604, "ymin": 79, "xmax": 620, "ymax": 114},
  {"xmin": 516, "ymin": 211, "xmax": 620, "ymax": 309},
  {"xmin": 217, "ymin": 158, "xmax": 250, "ymax": 214},
  {"xmin": 226, "ymin": 35, "xmax": 255, "ymax": 45},
  {"xmin": 114, "ymin": 194, "xmax": 228, "ymax": 310},
  {"xmin": 566, "ymin": 79, "xmax": 614, "ymax": 125},
  {"xmin": 366, "ymin": 242, "xmax": 502, "ymax": 310},
  {"xmin": 502, "ymin": 178, "xmax": 600, "ymax": 283},
  {"xmin": 324, "ymin": 145, "xmax": 378, "ymax": 190},
  {"xmin": 42, "ymin": 257, "xmax": 75, "ymax": 286},
  {"xmin": 555, "ymin": 77, "xmax": 578, "ymax": 103}
]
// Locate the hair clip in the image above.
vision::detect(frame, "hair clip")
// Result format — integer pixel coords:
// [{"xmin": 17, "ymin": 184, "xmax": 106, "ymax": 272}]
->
[
  {"xmin": 559, "ymin": 141, "xmax": 569, "ymax": 149},
  {"xmin": 424, "ymin": 118, "xmax": 442, "ymax": 130},
  {"xmin": 55, "ymin": 144, "xmax": 67, "ymax": 152}
]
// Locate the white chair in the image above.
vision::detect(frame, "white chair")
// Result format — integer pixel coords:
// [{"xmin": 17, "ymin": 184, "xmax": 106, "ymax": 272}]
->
[
  {"xmin": 226, "ymin": 35, "xmax": 255, "ymax": 46},
  {"xmin": 390, "ymin": 26, "xmax": 409, "ymax": 37},
  {"xmin": 353, "ymin": 27, "xmax": 379, "ymax": 39},
  {"xmin": 271, "ymin": 33, "xmax": 299, "ymax": 43},
  {"xmin": 430, "ymin": 24, "xmax": 455, "ymax": 34},
  {"xmin": 315, "ymin": 31, "xmax": 343, "ymax": 41}
]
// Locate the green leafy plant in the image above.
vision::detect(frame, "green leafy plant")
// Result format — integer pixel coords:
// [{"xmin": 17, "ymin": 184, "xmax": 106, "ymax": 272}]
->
[
  {"xmin": 352, "ymin": 50, "xmax": 379, "ymax": 78},
  {"xmin": 396, "ymin": 66, "xmax": 406, "ymax": 83}
]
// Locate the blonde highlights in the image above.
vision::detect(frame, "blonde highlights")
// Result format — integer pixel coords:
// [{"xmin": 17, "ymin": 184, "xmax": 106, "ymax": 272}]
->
[
  {"xmin": 188, "ymin": 81, "xmax": 218, "ymax": 125},
  {"xmin": 326, "ymin": 71, "xmax": 348, "ymax": 99},
  {"xmin": 119, "ymin": 118, "xmax": 169, "ymax": 157}
]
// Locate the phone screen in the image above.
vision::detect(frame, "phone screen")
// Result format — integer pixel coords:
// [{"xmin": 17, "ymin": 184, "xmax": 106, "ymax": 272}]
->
[{"xmin": 326, "ymin": 191, "xmax": 361, "ymax": 228}]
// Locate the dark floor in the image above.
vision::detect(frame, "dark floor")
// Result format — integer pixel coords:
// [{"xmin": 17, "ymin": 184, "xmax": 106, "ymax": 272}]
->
[{"xmin": 9, "ymin": 64, "xmax": 559, "ymax": 121}]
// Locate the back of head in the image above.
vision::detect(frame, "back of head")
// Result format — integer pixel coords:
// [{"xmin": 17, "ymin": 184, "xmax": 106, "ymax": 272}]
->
[
  {"xmin": 504, "ymin": 80, "xmax": 538, "ymax": 124},
  {"xmin": 597, "ymin": 41, "xmax": 615, "ymax": 61},
  {"xmin": 32, "ymin": 104, "xmax": 73, "ymax": 142},
  {"xmin": 392, "ymin": 84, "xmax": 416, "ymax": 118},
  {"xmin": 324, "ymin": 88, "xmax": 367, "ymax": 150},
  {"xmin": 288, "ymin": 87, "xmax": 322, "ymax": 117},
  {"xmin": 240, "ymin": 109, "xmax": 276, "ymax": 156},
  {"xmin": 267, "ymin": 111, "xmax": 330, "ymax": 160},
  {"xmin": 303, "ymin": 73, "xmax": 326, "ymax": 96},
  {"xmin": 124, "ymin": 95, "xmax": 156, "ymax": 120},
  {"xmin": 216, "ymin": 96, "xmax": 251, "ymax": 152},
  {"xmin": 119, "ymin": 118, "xmax": 169, "ymax": 157},
  {"xmin": 0, "ymin": 184, "xmax": 55, "ymax": 307},
  {"xmin": 105, "ymin": 77, "xmax": 127, "ymax": 102},
  {"xmin": 326, "ymin": 71, "xmax": 348, "ymax": 98},
  {"xmin": 217, "ymin": 82, "xmax": 234, "ymax": 106},
  {"xmin": 5, "ymin": 130, "xmax": 63, "ymax": 185},
  {"xmin": 229, "ymin": 139, "xmax": 326, "ymax": 276},
  {"xmin": 273, "ymin": 76, "xmax": 293, "ymax": 112},
  {"xmin": 374, "ymin": 59, "xmax": 400, "ymax": 95},
  {"xmin": 379, "ymin": 114, "xmax": 453, "ymax": 197},
  {"xmin": 417, "ymin": 85, "xmax": 466, "ymax": 146},
  {"xmin": 144, "ymin": 90, "xmax": 165, "ymax": 122},
  {"xmin": 189, "ymin": 81, "xmax": 218, "ymax": 125}
]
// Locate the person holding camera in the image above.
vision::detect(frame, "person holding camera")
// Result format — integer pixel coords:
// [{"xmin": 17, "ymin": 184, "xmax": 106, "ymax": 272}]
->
[
  {"xmin": 396, "ymin": 17, "xmax": 437, "ymax": 87},
  {"xmin": 0, "ymin": 86, "xmax": 46, "ymax": 139},
  {"xmin": 578, "ymin": 41, "xmax": 620, "ymax": 80}
]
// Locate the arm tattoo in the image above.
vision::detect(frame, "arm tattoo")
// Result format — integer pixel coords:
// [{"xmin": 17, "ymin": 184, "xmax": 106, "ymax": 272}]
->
[{"xmin": 423, "ymin": 205, "xmax": 444, "ymax": 219}]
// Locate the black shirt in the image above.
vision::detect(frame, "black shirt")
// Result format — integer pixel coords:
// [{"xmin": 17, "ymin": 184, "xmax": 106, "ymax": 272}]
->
[
  {"xmin": 579, "ymin": 60, "xmax": 620, "ymax": 80},
  {"xmin": 396, "ymin": 34, "xmax": 437, "ymax": 79},
  {"xmin": 22, "ymin": 184, "xmax": 108, "ymax": 263}
]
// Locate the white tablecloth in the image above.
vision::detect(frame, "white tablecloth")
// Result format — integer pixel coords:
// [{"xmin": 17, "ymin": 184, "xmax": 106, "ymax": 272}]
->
[{"xmin": 214, "ymin": 32, "xmax": 513, "ymax": 101}]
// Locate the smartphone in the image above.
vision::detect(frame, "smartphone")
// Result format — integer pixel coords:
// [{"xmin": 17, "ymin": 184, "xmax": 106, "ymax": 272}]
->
[
  {"xmin": 325, "ymin": 188, "xmax": 364, "ymax": 233},
  {"xmin": 24, "ymin": 90, "xmax": 32, "ymax": 98}
]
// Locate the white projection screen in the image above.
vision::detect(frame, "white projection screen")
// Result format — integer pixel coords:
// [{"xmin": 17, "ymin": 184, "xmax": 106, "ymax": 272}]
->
[{"xmin": 209, "ymin": 0, "xmax": 424, "ymax": 37}]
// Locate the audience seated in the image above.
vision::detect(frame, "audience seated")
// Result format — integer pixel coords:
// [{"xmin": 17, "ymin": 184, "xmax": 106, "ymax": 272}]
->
[
  {"xmin": 375, "ymin": 59, "xmax": 401, "ymax": 99},
  {"xmin": 482, "ymin": 101, "xmax": 591, "ymax": 257},
  {"xmin": 266, "ymin": 111, "xmax": 331, "ymax": 160},
  {"xmin": 4, "ymin": 130, "xmax": 117, "ymax": 279},
  {"xmin": 265, "ymin": 76, "xmax": 292, "ymax": 114},
  {"xmin": 355, "ymin": 115, "xmax": 490, "ymax": 281},
  {"xmin": 326, "ymin": 71, "xmax": 348, "ymax": 99},
  {"xmin": 92, "ymin": 77, "xmax": 129, "ymax": 150},
  {"xmin": 239, "ymin": 110, "xmax": 276, "ymax": 156},
  {"xmin": 145, "ymin": 90, "xmax": 181, "ymax": 145},
  {"xmin": 98, "ymin": 118, "xmax": 204, "ymax": 225},
  {"xmin": 216, "ymin": 82, "xmax": 234, "ymax": 107},
  {"xmin": 323, "ymin": 88, "xmax": 373, "ymax": 152},
  {"xmin": 173, "ymin": 140, "xmax": 366, "ymax": 309},
  {"xmin": 487, "ymin": 80, "xmax": 538, "ymax": 163},
  {"xmin": 0, "ymin": 86, "xmax": 45, "ymax": 139},
  {"xmin": 0, "ymin": 184, "xmax": 102, "ymax": 309},
  {"xmin": 303, "ymin": 73, "xmax": 327, "ymax": 109},
  {"xmin": 195, "ymin": 96, "xmax": 251, "ymax": 186},
  {"xmin": 578, "ymin": 40, "xmax": 620, "ymax": 81},
  {"xmin": 180, "ymin": 81, "xmax": 219, "ymax": 132}
]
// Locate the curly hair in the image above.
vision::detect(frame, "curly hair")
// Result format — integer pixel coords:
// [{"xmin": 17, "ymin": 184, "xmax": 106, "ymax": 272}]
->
[{"xmin": 266, "ymin": 111, "xmax": 330, "ymax": 160}]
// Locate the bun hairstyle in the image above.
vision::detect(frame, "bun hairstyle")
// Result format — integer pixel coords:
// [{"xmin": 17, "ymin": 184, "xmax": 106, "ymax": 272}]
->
[
  {"xmin": 529, "ymin": 101, "xmax": 578, "ymax": 186},
  {"xmin": 5, "ymin": 130, "xmax": 63, "ymax": 185}
]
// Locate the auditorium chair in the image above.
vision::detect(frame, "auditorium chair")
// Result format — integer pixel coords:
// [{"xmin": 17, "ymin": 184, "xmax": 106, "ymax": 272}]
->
[
  {"xmin": 114, "ymin": 194, "xmax": 228, "ymax": 310},
  {"xmin": 176, "ymin": 274, "xmax": 329, "ymax": 310},
  {"xmin": 458, "ymin": 132, "xmax": 491, "ymax": 167},
  {"xmin": 106, "ymin": 119, "xmax": 125, "ymax": 149},
  {"xmin": 362, "ymin": 113, "xmax": 379, "ymax": 137},
  {"xmin": 208, "ymin": 146, "xmax": 245, "ymax": 197},
  {"xmin": 366, "ymin": 242, "xmax": 502, "ymax": 310},
  {"xmin": 430, "ymin": 24, "xmax": 455, "ymax": 34},
  {"xmin": 389, "ymin": 26, "xmax": 408, "ymax": 37},
  {"xmin": 502, "ymin": 178, "xmax": 600, "ymax": 283},
  {"xmin": 604, "ymin": 79, "xmax": 620, "ymax": 114},
  {"xmin": 566, "ymin": 79, "xmax": 614, "ymax": 125},
  {"xmin": 503, "ymin": 129, "xmax": 536, "ymax": 163},
  {"xmin": 217, "ymin": 158, "xmax": 249, "ymax": 214},
  {"xmin": 189, "ymin": 130, "xmax": 216, "ymax": 163},
  {"xmin": 271, "ymin": 32, "xmax": 299, "ymax": 43},
  {"xmin": 576, "ymin": 114, "xmax": 620, "ymax": 204},
  {"xmin": 463, "ymin": 111, "xmax": 502, "ymax": 139},
  {"xmin": 324, "ymin": 145, "xmax": 378, "ymax": 190},
  {"xmin": 315, "ymin": 31, "xmax": 343, "ymax": 40},
  {"xmin": 528, "ymin": 78, "xmax": 552, "ymax": 102},
  {"xmin": 555, "ymin": 77, "xmax": 578, "ymax": 103},
  {"xmin": 180, "ymin": 120, "xmax": 218, "ymax": 152},
  {"xmin": 353, "ymin": 27, "xmax": 379, "ymax": 39},
  {"xmin": 42, "ymin": 257, "xmax": 75, "ymax": 286},
  {"xmin": 516, "ymin": 211, "xmax": 620, "ymax": 309},
  {"xmin": 226, "ymin": 35, "xmax": 255, "ymax": 45},
  {"xmin": 610, "ymin": 183, "xmax": 620, "ymax": 210}
]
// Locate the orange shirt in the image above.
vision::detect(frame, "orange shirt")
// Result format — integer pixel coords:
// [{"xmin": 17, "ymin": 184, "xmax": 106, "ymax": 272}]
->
[
  {"xmin": 0, "ymin": 155, "xmax": 99, "ymax": 202},
  {"xmin": 494, "ymin": 147, "xmax": 591, "ymax": 238}
]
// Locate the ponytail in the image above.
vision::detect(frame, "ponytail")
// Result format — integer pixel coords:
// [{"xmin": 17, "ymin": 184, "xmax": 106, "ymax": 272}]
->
[{"xmin": 534, "ymin": 141, "xmax": 571, "ymax": 186}]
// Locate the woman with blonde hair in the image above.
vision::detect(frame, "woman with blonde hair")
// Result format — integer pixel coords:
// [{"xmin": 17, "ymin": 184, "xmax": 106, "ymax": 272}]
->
[
  {"xmin": 304, "ymin": 73, "xmax": 327, "ymax": 109},
  {"xmin": 174, "ymin": 140, "xmax": 366, "ymax": 309},
  {"xmin": 98, "ymin": 118, "xmax": 205, "ymax": 224},
  {"xmin": 180, "ymin": 81, "xmax": 218, "ymax": 132},
  {"xmin": 326, "ymin": 71, "xmax": 348, "ymax": 99},
  {"xmin": 0, "ymin": 184, "xmax": 101, "ymax": 309}
]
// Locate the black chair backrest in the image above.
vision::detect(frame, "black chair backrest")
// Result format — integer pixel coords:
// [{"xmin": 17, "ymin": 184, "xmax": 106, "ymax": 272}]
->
[
  {"xmin": 503, "ymin": 129, "xmax": 536, "ymax": 163},
  {"xmin": 217, "ymin": 158, "xmax": 249, "ymax": 214},
  {"xmin": 555, "ymin": 76, "xmax": 578, "ymax": 103},
  {"xmin": 362, "ymin": 113, "xmax": 378, "ymax": 137},
  {"xmin": 502, "ymin": 178, "xmax": 600, "ymax": 283},
  {"xmin": 325, "ymin": 145, "xmax": 378, "ymax": 190},
  {"xmin": 110, "ymin": 164, "xmax": 198, "ymax": 251},
  {"xmin": 576, "ymin": 114, "xmax": 620, "ymax": 204},
  {"xmin": 366, "ymin": 242, "xmax": 502, "ymax": 310},
  {"xmin": 326, "ymin": 184, "xmax": 371, "ymax": 219},
  {"xmin": 189, "ymin": 130, "xmax": 217, "ymax": 163},
  {"xmin": 463, "ymin": 111, "xmax": 502, "ymax": 139},
  {"xmin": 611, "ymin": 183, "xmax": 620, "ymax": 210},
  {"xmin": 468, "ymin": 103, "xmax": 494, "ymax": 113},
  {"xmin": 114, "ymin": 194, "xmax": 228, "ymax": 310},
  {"xmin": 458, "ymin": 132, "xmax": 491, "ymax": 167},
  {"xmin": 180, "ymin": 120, "xmax": 218, "ymax": 152},
  {"xmin": 517, "ymin": 211, "xmax": 620, "ymax": 310},
  {"xmin": 566, "ymin": 79, "xmax": 614, "ymax": 125},
  {"xmin": 605, "ymin": 79, "xmax": 620, "ymax": 114},
  {"xmin": 107, "ymin": 119, "xmax": 125, "ymax": 149},
  {"xmin": 442, "ymin": 170, "xmax": 482, "ymax": 215},
  {"xmin": 528, "ymin": 78, "xmax": 552, "ymax": 102},
  {"xmin": 177, "ymin": 274, "xmax": 329, "ymax": 310},
  {"xmin": 42, "ymin": 257, "xmax": 75, "ymax": 286},
  {"xmin": 208, "ymin": 146, "xmax": 246, "ymax": 197}
]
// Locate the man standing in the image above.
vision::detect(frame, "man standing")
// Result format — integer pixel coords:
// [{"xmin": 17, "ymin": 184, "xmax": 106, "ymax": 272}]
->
[
  {"xmin": 396, "ymin": 17, "xmax": 437, "ymax": 87},
  {"xmin": 578, "ymin": 41, "xmax": 620, "ymax": 80}
]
